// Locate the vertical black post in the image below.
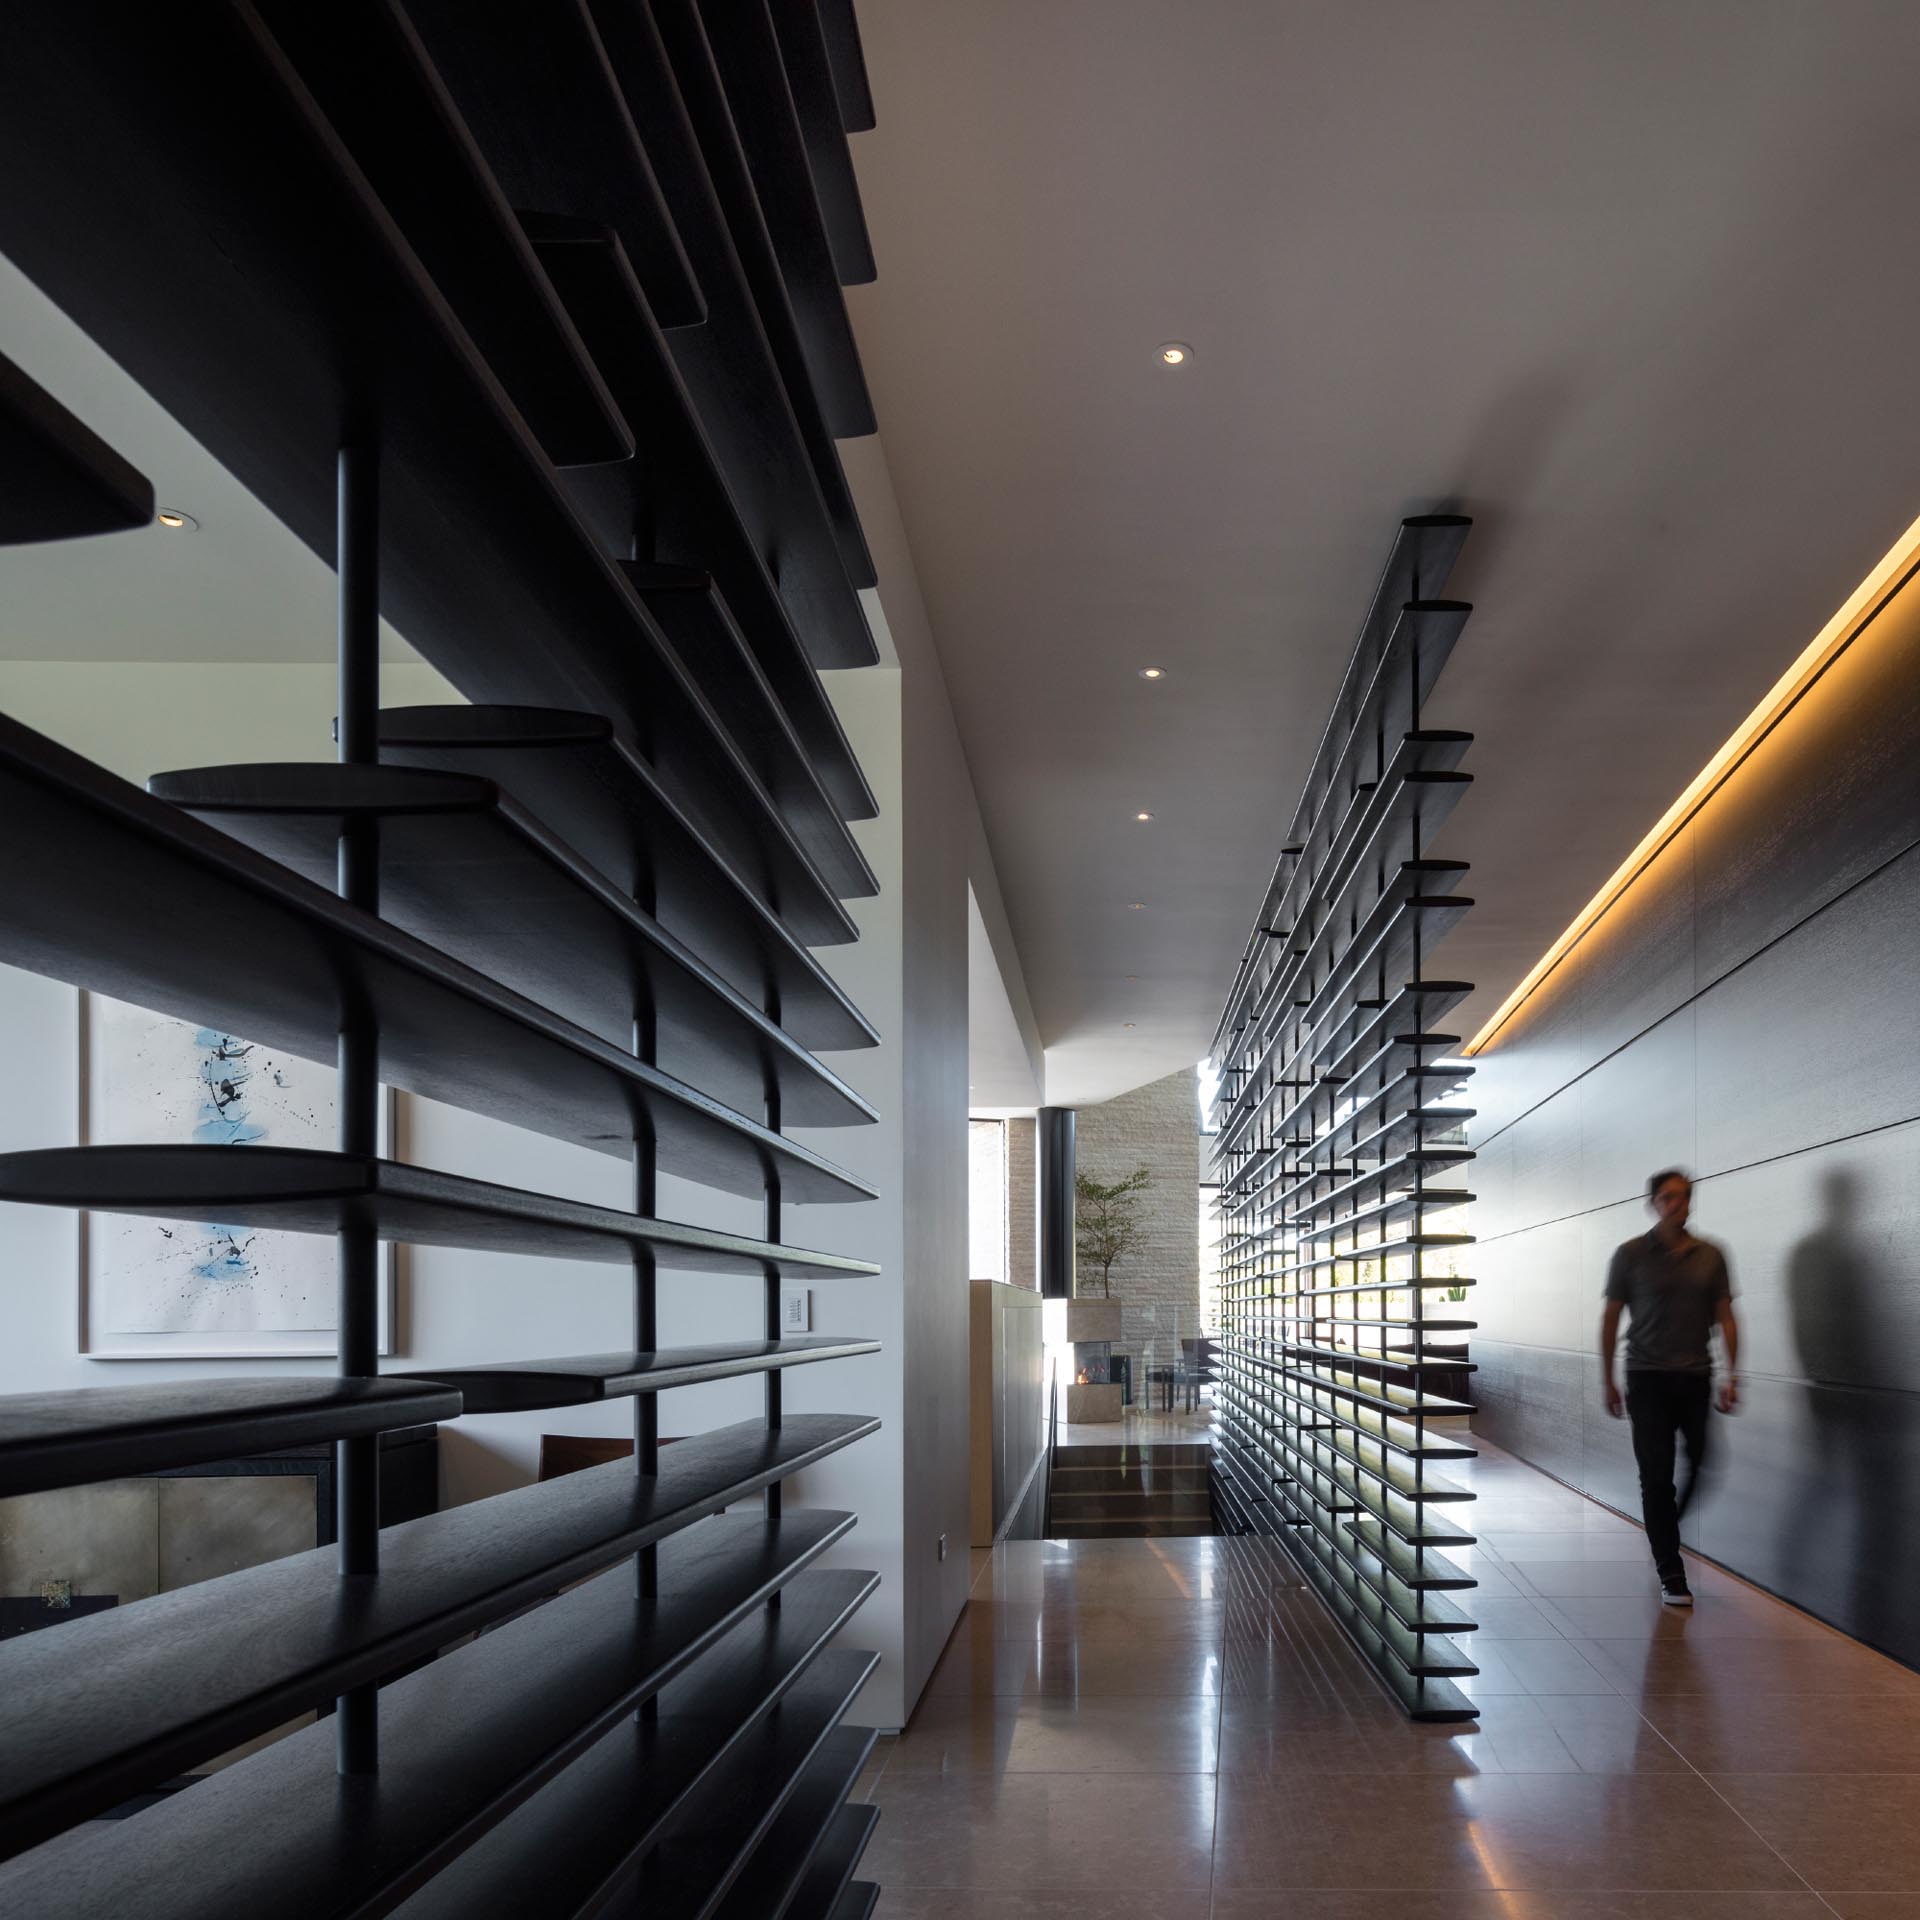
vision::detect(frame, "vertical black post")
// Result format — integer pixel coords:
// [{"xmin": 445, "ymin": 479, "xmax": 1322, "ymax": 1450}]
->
[
  {"xmin": 1037, "ymin": 1107, "xmax": 1075, "ymax": 1300},
  {"xmin": 633, "ymin": 1047, "xmax": 658, "ymax": 1604},
  {"xmin": 764, "ymin": 1076, "xmax": 783, "ymax": 1528},
  {"xmin": 334, "ymin": 441, "xmax": 380, "ymax": 1777}
]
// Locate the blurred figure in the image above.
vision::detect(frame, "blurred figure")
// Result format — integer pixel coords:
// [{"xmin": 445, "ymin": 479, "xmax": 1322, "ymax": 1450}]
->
[{"xmin": 1600, "ymin": 1168, "xmax": 1739, "ymax": 1605}]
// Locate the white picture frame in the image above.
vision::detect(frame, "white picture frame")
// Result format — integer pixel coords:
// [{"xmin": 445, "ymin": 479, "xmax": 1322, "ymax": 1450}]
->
[{"xmin": 78, "ymin": 990, "xmax": 396, "ymax": 1359}]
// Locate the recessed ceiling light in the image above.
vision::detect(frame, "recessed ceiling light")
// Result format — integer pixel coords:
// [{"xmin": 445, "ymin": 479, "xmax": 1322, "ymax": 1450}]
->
[
  {"xmin": 1123, "ymin": 1022, "xmax": 1136, "ymax": 1029},
  {"xmin": 1137, "ymin": 667, "xmax": 1166, "ymax": 681},
  {"xmin": 155, "ymin": 509, "xmax": 199, "ymax": 531},
  {"xmin": 1157, "ymin": 342, "xmax": 1192, "ymax": 367},
  {"xmin": 1135, "ymin": 811, "xmax": 1154, "ymax": 822},
  {"xmin": 1128, "ymin": 902, "xmax": 1145, "ymax": 910},
  {"xmin": 1126, "ymin": 975, "xmax": 1139, "ymax": 981}
]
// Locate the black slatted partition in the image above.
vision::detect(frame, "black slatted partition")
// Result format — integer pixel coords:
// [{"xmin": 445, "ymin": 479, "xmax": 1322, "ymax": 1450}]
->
[
  {"xmin": 0, "ymin": 2, "xmax": 889, "ymax": 1909},
  {"xmin": 1206, "ymin": 517, "xmax": 1483, "ymax": 1721}
]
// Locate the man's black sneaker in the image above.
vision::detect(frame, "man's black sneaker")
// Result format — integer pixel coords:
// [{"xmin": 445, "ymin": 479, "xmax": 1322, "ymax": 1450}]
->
[{"xmin": 1661, "ymin": 1580, "xmax": 1693, "ymax": 1607}]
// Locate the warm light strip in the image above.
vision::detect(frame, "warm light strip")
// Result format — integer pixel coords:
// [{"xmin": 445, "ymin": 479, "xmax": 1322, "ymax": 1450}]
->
[{"xmin": 1465, "ymin": 507, "xmax": 1920, "ymax": 1056}]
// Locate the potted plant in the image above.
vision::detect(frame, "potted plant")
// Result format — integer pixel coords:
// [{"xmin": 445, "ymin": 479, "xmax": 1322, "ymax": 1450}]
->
[{"xmin": 1066, "ymin": 1166, "xmax": 1151, "ymax": 1421}]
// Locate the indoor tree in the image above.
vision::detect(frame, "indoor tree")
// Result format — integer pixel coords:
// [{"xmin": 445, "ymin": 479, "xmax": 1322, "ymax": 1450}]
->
[{"xmin": 1074, "ymin": 1165, "xmax": 1152, "ymax": 1297}]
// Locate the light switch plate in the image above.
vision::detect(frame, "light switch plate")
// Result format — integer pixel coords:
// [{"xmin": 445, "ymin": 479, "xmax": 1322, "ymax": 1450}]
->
[{"xmin": 779, "ymin": 1285, "xmax": 810, "ymax": 1334}]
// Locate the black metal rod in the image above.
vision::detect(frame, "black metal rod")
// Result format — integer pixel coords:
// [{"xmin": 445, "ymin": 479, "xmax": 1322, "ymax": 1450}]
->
[{"xmin": 334, "ymin": 441, "xmax": 381, "ymax": 1777}]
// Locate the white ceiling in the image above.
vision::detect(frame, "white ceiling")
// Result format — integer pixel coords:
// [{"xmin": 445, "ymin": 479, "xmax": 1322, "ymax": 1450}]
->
[{"xmin": 846, "ymin": 0, "xmax": 1920, "ymax": 1104}]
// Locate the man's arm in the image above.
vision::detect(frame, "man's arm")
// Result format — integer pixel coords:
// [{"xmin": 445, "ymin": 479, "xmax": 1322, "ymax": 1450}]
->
[
  {"xmin": 1715, "ymin": 1296, "xmax": 1740, "ymax": 1412},
  {"xmin": 1601, "ymin": 1298, "xmax": 1625, "ymax": 1418}
]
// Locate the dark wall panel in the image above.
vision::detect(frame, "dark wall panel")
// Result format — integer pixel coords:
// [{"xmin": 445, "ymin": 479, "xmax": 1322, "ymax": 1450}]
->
[{"xmin": 1470, "ymin": 582, "xmax": 1920, "ymax": 1669}]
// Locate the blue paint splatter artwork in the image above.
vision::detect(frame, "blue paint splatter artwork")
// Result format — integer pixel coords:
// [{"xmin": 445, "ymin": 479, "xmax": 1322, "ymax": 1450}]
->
[{"xmin": 89, "ymin": 995, "xmax": 338, "ymax": 1340}]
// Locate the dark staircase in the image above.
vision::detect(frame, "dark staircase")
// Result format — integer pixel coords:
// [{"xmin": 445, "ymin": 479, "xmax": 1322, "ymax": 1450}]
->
[{"xmin": 1046, "ymin": 1443, "xmax": 1214, "ymax": 1539}]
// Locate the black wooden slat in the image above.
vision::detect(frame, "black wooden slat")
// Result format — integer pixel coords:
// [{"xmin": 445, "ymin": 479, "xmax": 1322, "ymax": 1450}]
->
[
  {"xmin": 149, "ymin": 762, "xmax": 874, "ymax": 1120},
  {"xmin": 622, "ymin": 565, "xmax": 877, "ymax": 894},
  {"xmin": 698, "ymin": 0, "xmax": 877, "ymax": 437},
  {"xmin": 617, "ymin": 0, "xmax": 877, "ymax": 595},
  {"xmin": 0, "ymin": 1415, "xmax": 878, "ymax": 1858},
  {"xmin": 711, "ymin": 1728, "xmax": 877, "ymax": 1920},
  {"xmin": 769, "ymin": 3, "xmax": 876, "ymax": 287},
  {"xmin": 406, "ymin": 1338, "xmax": 881, "ymax": 1414},
  {"xmin": 376, "ymin": 706, "xmax": 875, "ymax": 1030},
  {"xmin": 629, "ymin": 1658, "xmax": 879, "ymax": 1917},
  {"xmin": 0, "ymin": 1376, "xmax": 461, "ymax": 1499},
  {"xmin": 0, "ymin": 715, "xmax": 875, "ymax": 1197},
  {"xmin": 397, "ymin": 0, "xmax": 705, "ymax": 328},
  {"xmin": 833, "ymin": 1885, "xmax": 881, "ymax": 1920},
  {"xmin": 0, "ymin": 349, "xmax": 152, "ymax": 544},
  {"xmin": 528, "ymin": 216, "xmax": 877, "ymax": 821},
  {"xmin": 257, "ymin": 0, "xmax": 632, "ymax": 467},
  {"xmin": 784, "ymin": 1805, "xmax": 881, "ymax": 1920},
  {"xmin": 0, "ymin": 1529, "xmax": 866, "ymax": 1916},
  {"xmin": 812, "ymin": 0, "xmax": 876, "ymax": 133},
  {"xmin": 390, "ymin": 1641, "xmax": 878, "ymax": 1917},
  {"xmin": 0, "ymin": 1148, "xmax": 882, "ymax": 1274}
]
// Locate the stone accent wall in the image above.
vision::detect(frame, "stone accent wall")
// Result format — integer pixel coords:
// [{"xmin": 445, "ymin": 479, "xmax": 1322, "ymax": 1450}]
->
[
  {"xmin": 1006, "ymin": 1115, "xmax": 1036, "ymax": 1290},
  {"xmin": 1074, "ymin": 1070, "xmax": 1201, "ymax": 1395}
]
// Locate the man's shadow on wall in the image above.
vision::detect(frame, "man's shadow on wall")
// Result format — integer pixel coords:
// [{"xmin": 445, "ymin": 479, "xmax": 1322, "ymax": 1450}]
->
[{"xmin": 1785, "ymin": 1166, "xmax": 1910, "ymax": 1656}]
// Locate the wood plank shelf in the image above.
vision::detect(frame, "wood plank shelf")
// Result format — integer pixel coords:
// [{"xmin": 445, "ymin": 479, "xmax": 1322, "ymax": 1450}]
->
[
  {"xmin": 527, "ymin": 215, "xmax": 875, "ymax": 823},
  {"xmin": 376, "ymin": 705, "xmax": 874, "ymax": 1039},
  {"xmin": 629, "ymin": 1655, "xmax": 880, "ymax": 1917},
  {"xmin": 396, "ymin": 0, "xmax": 705, "ymax": 331},
  {"xmin": 0, "ymin": 1539, "xmax": 872, "ymax": 1918},
  {"xmin": 390, "ymin": 1642, "xmax": 880, "ymax": 1918},
  {"xmin": 0, "ymin": 1147, "xmax": 883, "ymax": 1273},
  {"xmin": 711, "ymin": 1727, "xmax": 878, "ymax": 1920},
  {"xmin": 0, "ymin": 1415, "xmax": 878, "ymax": 1859},
  {"xmin": 0, "ymin": 714, "xmax": 875, "ymax": 1196},
  {"xmin": 621, "ymin": 562, "xmax": 877, "ymax": 895},
  {"xmin": 646, "ymin": 0, "xmax": 877, "ymax": 593},
  {"xmin": 256, "ymin": 0, "xmax": 632, "ymax": 470},
  {"xmin": 785, "ymin": 1805, "xmax": 882, "ymax": 1920},
  {"xmin": 406, "ymin": 1338, "xmax": 883, "ymax": 1415},
  {"xmin": 0, "ymin": 348, "xmax": 153, "ymax": 544},
  {"xmin": 771, "ymin": 1, "xmax": 878, "ymax": 288},
  {"xmin": 148, "ymin": 760, "xmax": 874, "ymax": 1124},
  {"xmin": 0, "ymin": 1375, "xmax": 463, "ymax": 1499},
  {"xmin": 698, "ymin": 0, "xmax": 877, "ymax": 439},
  {"xmin": 413, "ymin": 0, "xmax": 879, "ymax": 669}
]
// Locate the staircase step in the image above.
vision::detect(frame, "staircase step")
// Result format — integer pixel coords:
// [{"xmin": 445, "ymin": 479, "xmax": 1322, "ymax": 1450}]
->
[
  {"xmin": 1048, "ymin": 1491, "xmax": 1213, "ymax": 1522},
  {"xmin": 1053, "ymin": 1443, "xmax": 1214, "ymax": 1468},
  {"xmin": 1050, "ymin": 1516, "xmax": 1215, "ymax": 1539},
  {"xmin": 1047, "ymin": 1465, "xmax": 1211, "ymax": 1494}
]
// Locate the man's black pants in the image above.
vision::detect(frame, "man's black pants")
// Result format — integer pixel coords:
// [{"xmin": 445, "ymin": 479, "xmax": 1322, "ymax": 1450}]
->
[{"xmin": 1625, "ymin": 1369, "xmax": 1711, "ymax": 1582}]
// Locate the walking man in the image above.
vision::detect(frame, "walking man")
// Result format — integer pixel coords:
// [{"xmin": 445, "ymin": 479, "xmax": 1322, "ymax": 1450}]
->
[{"xmin": 1600, "ymin": 1168, "xmax": 1739, "ymax": 1605}]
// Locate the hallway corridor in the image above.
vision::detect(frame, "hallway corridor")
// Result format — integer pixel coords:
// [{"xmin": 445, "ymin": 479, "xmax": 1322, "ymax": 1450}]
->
[{"xmin": 855, "ymin": 1437, "xmax": 1920, "ymax": 1915}]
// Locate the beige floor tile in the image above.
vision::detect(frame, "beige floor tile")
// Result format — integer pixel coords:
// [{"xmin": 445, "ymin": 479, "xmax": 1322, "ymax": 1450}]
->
[
  {"xmin": 1540, "ymin": 1591, "xmax": 1838, "ymax": 1641},
  {"xmin": 1587, "ymin": 1635, "xmax": 1918, "ymax": 1698},
  {"xmin": 1211, "ymin": 1770, "xmax": 1800, "ymax": 1891},
  {"xmin": 1711, "ymin": 1774, "xmax": 1920, "ymax": 1892},
  {"xmin": 875, "ymin": 1892, "xmax": 1207, "ymax": 1918},
  {"xmin": 1646, "ymin": 1691, "xmax": 1920, "ymax": 1773},
  {"xmin": 888, "ymin": 1691, "xmax": 1221, "ymax": 1773},
  {"xmin": 1460, "ymin": 1595, "xmax": 1571, "ymax": 1639},
  {"xmin": 1453, "ymin": 1637, "xmax": 1620, "ymax": 1697},
  {"xmin": 1220, "ymin": 1691, "xmax": 1688, "ymax": 1777},
  {"xmin": 860, "ymin": 1769, "xmax": 1216, "ymax": 1889},
  {"xmin": 1509, "ymin": 1557, "xmax": 1741, "ymax": 1596},
  {"xmin": 1210, "ymin": 1895, "xmax": 1831, "ymax": 1918},
  {"xmin": 1822, "ymin": 1900, "xmax": 1920, "ymax": 1917},
  {"xmin": 924, "ymin": 1634, "xmax": 1226, "ymax": 1698}
]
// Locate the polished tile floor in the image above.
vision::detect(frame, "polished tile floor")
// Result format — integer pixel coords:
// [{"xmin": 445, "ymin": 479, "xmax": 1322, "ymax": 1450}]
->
[{"xmin": 855, "ymin": 1434, "xmax": 1920, "ymax": 1917}]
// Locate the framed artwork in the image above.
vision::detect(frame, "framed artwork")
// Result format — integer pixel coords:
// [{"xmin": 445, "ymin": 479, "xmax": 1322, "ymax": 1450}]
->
[{"xmin": 78, "ymin": 991, "xmax": 395, "ymax": 1359}]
